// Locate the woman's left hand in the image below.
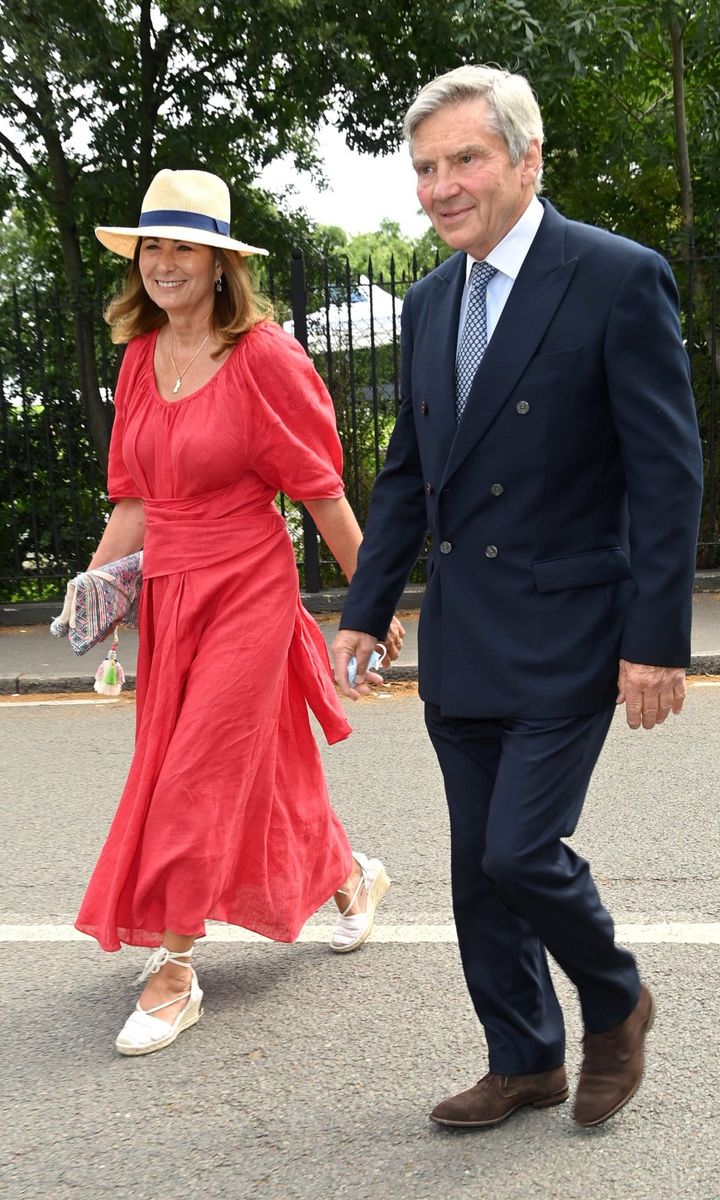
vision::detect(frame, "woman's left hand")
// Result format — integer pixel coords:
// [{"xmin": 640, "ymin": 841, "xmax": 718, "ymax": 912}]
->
[{"xmin": 383, "ymin": 615, "xmax": 406, "ymax": 663}]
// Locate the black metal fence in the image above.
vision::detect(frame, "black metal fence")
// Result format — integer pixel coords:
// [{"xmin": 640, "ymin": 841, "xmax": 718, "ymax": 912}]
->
[
  {"xmin": 0, "ymin": 234, "xmax": 718, "ymax": 603},
  {"xmin": 673, "ymin": 235, "xmax": 720, "ymax": 568},
  {"xmin": 278, "ymin": 248, "xmax": 428, "ymax": 589},
  {"xmin": 0, "ymin": 285, "xmax": 116, "ymax": 601}
]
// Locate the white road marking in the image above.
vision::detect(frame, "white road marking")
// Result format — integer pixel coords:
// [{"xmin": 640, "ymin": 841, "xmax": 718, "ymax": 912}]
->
[{"xmin": 1, "ymin": 922, "xmax": 718, "ymax": 945}]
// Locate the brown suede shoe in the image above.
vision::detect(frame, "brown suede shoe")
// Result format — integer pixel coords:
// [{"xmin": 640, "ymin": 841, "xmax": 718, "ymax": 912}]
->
[
  {"xmin": 430, "ymin": 1067, "xmax": 569, "ymax": 1128},
  {"xmin": 573, "ymin": 983, "xmax": 656, "ymax": 1127}
]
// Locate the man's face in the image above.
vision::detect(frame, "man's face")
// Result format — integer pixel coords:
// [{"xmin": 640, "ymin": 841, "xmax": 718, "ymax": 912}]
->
[{"xmin": 412, "ymin": 97, "xmax": 541, "ymax": 260}]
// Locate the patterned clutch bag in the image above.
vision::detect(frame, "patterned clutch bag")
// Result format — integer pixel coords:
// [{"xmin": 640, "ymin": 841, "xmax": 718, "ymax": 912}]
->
[{"xmin": 50, "ymin": 551, "xmax": 143, "ymax": 655}]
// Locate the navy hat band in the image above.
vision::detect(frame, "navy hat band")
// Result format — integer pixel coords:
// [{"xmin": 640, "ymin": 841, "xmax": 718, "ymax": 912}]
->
[{"xmin": 139, "ymin": 209, "xmax": 231, "ymax": 236}]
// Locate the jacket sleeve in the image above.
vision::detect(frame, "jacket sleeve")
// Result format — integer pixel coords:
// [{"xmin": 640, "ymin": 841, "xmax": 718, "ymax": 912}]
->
[
  {"xmin": 605, "ymin": 251, "xmax": 703, "ymax": 665},
  {"xmin": 339, "ymin": 287, "xmax": 430, "ymax": 638}
]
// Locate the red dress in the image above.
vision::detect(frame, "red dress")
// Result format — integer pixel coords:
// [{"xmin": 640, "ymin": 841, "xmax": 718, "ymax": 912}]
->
[{"xmin": 76, "ymin": 322, "xmax": 353, "ymax": 951}]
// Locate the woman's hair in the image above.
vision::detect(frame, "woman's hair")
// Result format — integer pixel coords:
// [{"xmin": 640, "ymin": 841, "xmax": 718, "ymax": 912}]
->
[
  {"xmin": 104, "ymin": 243, "xmax": 273, "ymax": 350},
  {"xmin": 404, "ymin": 65, "xmax": 544, "ymax": 193}
]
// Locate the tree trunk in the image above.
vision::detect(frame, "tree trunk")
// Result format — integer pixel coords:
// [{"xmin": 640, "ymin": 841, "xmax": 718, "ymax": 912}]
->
[
  {"xmin": 59, "ymin": 226, "xmax": 111, "ymax": 470},
  {"xmin": 38, "ymin": 79, "xmax": 110, "ymax": 468},
  {"xmin": 138, "ymin": 0, "xmax": 156, "ymax": 195},
  {"xmin": 137, "ymin": 1, "xmax": 176, "ymax": 195},
  {"xmin": 669, "ymin": 12, "xmax": 694, "ymax": 257}
]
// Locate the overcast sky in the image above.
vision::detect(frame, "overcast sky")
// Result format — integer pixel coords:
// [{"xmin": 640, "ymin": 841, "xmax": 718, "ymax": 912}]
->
[{"xmin": 259, "ymin": 123, "xmax": 429, "ymax": 238}]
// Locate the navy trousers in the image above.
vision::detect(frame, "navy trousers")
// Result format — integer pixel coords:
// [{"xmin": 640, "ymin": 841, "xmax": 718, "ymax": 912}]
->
[{"xmin": 424, "ymin": 703, "xmax": 641, "ymax": 1076}]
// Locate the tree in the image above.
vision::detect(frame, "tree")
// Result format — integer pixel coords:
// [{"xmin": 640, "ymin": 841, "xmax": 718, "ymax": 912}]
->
[
  {"xmin": 453, "ymin": 1, "xmax": 720, "ymax": 562},
  {"xmin": 317, "ymin": 219, "xmax": 431, "ymax": 279},
  {"xmin": 3, "ymin": 0, "xmax": 719, "ymax": 582},
  {"xmin": 315, "ymin": 219, "xmax": 450, "ymax": 287},
  {"xmin": 0, "ymin": 0, "xmax": 463, "ymax": 466},
  {"xmin": 453, "ymin": 1, "xmax": 720, "ymax": 249}
]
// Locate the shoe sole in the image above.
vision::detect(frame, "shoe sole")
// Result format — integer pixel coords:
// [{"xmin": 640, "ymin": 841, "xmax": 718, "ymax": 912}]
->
[
  {"xmin": 115, "ymin": 1001, "xmax": 204, "ymax": 1057},
  {"xmin": 430, "ymin": 1088, "xmax": 570, "ymax": 1128},
  {"xmin": 573, "ymin": 993, "xmax": 656, "ymax": 1127},
  {"xmin": 330, "ymin": 864, "xmax": 391, "ymax": 953}
]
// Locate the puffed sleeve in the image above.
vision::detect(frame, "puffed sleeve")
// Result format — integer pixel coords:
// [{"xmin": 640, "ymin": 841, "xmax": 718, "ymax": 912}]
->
[
  {"xmin": 107, "ymin": 342, "xmax": 142, "ymax": 503},
  {"xmin": 240, "ymin": 323, "xmax": 345, "ymax": 502}
]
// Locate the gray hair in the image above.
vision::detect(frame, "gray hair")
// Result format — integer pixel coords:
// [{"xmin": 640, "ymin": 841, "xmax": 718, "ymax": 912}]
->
[{"xmin": 404, "ymin": 65, "xmax": 544, "ymax": 193}]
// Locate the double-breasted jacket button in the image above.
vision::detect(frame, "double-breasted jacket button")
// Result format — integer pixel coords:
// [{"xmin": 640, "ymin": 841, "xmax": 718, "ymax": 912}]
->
[
  {"xmin": 425, "ymin": 482, "xmax": 434, "ymax": 494},
  {"xmin": 490, "ymin": 483, "xmax": 504, "ymax": 496},
  {"xmin": 485, "ymin": 545, "xmax": 498, "ymax": 558},
  {"xmin": 516, "ymin": 399, "xmax": 530, "ymax": 414},
  {"xmin": 439, "ymin": 541, "xmax": 453, "ymax": 554},
  {"xmin": 420, "ymin": 401, "xmax": 429, "ymax": 414}
]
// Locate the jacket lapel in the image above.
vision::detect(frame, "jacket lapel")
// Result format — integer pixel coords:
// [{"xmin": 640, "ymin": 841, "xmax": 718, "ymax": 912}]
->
[
  {"xmin": 417, "ymin": 252, "xmax": 466, "ymax": 480},
  {"xmin": 440, "ymin": 201, "xmax": 578, "ymax": 488}
]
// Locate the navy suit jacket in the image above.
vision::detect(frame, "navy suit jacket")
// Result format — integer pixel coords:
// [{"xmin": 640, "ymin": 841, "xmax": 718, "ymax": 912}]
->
[{"xmin": 340, "ymin": 200, "xmax": 704, "ymax": 718}]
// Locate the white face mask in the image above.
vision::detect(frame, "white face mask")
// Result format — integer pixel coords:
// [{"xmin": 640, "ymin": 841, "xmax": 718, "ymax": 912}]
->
[{"xmin": 347, "ymin": 645, "xmax": 387, "ymax": 687}]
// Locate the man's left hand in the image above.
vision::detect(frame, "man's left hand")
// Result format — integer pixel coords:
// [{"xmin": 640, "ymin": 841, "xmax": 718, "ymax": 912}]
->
[
  {"xmin": 332, "ymin": 629, "xmax": 382, "ymax": 698},
  {"xmin": 383, "ymin": 615, "xmax": 406, "ymax": 662},
  {"xmin": 617, "ymin": 659, "xmax": 688, "ymax": 730}
]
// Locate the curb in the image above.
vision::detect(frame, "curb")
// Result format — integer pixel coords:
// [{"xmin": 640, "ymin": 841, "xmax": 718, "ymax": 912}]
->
[
  {"xmin": 0, "ymin": 673, "xmax": 139, "ymax": 696},
  {"xmin": 0, "ymin": 664, "xmax": 419, "ymax": 696},
  {"xmin": 687, "ymin": 653, "xmax": 720, "ymax": 675},
  {"xmin": 2, "ymin": 575, "xmax": 719, "ymax": 627},
  {"xmin": 0, "ymin": 584, "xmax": 428, "ymax": 627},
  {"xmin": 694, "ymin": 570, "xmax": 720, "ymax": 592},
  {"xmin": 3, "ymin": 656, "xmax": 719, "ymax": 696}
]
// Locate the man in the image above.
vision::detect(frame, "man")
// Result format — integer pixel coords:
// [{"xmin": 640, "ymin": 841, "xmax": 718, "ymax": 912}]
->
[{"xmin": 333, "ymin": 65, "xmax": 703, "ymax": 1129}]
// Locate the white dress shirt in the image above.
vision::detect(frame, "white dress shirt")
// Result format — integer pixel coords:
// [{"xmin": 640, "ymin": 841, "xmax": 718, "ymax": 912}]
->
[{"xmin": 456, "ymin": 195, "xmax": 545, "ymax": 354}]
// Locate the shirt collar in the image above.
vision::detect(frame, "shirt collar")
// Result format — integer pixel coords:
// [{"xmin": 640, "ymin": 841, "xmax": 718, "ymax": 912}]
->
[{"xmin": 465, "ymin": 194, "xmax": 544, "ymax": 284}]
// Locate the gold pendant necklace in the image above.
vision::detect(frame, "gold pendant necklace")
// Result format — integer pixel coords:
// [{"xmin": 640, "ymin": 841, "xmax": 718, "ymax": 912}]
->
[{"xmin": 169, "ymin": 331, "xmax": 211, "ymax": 394}]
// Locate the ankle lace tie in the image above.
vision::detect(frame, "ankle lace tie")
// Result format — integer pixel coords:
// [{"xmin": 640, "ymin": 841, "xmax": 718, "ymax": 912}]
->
[
  {"xmin": 135, "ymin": 946, "xmax": 194, "ymax": 986},
  {"xmin": 336, "ymin": 854, "xmax": 369, "ymax": 918}
]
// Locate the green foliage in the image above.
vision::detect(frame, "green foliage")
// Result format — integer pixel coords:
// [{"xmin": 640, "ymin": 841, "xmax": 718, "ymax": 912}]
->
[
  {"xmin": 0, "ymin": 0, "xmax": 466, "ymax": 469},
  {"xmin": 0, "ymin": 0, "xmax": 462, "ymax": 259},
  {"xmin": 1, "ymin": 0, "xmax": 719, "ymax": 590},
  {"xmin": 314, "ymin": 220, "xmax": 451, "ymax": 287},
  {"xmin": 0, "ymin": 278, "xmax": 115, "ymax": 601},
  {"xmin": 453, "ymin": 1, "xmax": 720, "ymax": 247},
  {"xmin": 0, "ymin": 406, "xmax": 105, "ymax": 601},
  {"xmin": 448, "ymin": 1, "xmax": 720, "ymax": 566},
  {"xmin": 0, "ymin": 385, "xmax": 109, "ymax": 603}
]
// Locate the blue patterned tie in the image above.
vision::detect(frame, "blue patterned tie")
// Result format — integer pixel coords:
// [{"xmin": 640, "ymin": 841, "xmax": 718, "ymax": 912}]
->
[{"xmin": 455, "ymin": 261, "xmax": 498, "ymax": 420}]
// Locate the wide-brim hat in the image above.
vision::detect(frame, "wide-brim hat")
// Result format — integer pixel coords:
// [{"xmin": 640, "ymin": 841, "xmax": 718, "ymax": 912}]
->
[{"xmin": 95, "ymin": 168, "xmax": 268, "ymax": 259}]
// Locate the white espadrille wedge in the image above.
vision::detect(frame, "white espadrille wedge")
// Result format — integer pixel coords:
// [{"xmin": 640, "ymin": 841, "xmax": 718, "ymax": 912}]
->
[
  {"xmin": 330, "ymin": 851, "xmax": 391, "ymax": 953},
  {"xmin": 115, "ymin": 946, "xmax": 203, "ymax": 1056}
]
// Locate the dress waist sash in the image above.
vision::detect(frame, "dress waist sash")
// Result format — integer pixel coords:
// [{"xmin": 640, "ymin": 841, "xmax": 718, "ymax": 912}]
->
[
  {"xmin": 142, "ymin": 497, "xmax": 285, "ymax": 579},
  {"xmin": 140, "ymin": 492, "xmax": 351, "ymax": 744}
]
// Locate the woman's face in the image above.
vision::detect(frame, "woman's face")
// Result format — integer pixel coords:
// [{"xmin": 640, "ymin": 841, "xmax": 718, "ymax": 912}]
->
[{"xmin": 138, "ymin": 237, "xmax": 220, "ymax": 317}]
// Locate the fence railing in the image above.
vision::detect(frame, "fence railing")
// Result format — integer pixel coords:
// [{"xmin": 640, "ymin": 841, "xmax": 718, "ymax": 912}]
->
[
  {"xmin": 672, "ymin": 234, "xmax": 719, "ymax": 568},
  {"xmin": 280, "ymin": 248, "xmax": 428, "ymax": 588},
  {"xmin": 0, "ymin": 284, "xmax": 116, "ymax": 601},
  {"xmin": 0, "ymin": 234, "xmax": 718, "ymax": 603}
]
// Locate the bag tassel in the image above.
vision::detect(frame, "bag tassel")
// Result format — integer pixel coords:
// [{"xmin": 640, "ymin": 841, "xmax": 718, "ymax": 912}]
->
[{"xmin": 94, "ymin": 629, "xmax": 126, "ymax": 696}]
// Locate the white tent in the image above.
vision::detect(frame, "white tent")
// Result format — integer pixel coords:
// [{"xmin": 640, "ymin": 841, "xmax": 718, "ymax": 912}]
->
[{"xmin": 283, "ymin": 275, "xmax": 403, "ymax": 353}]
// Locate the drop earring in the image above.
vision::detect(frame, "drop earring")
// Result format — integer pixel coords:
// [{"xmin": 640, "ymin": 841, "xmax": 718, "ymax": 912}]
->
[{"xmin": 215, "ymin": 276, "xmax": 223, "ymax": 293}]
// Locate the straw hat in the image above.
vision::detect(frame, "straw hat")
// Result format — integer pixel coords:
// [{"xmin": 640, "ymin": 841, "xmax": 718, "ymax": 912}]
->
[{"xmin": 95, "ymin": 169, "xmax": 268, "ymax": 259}]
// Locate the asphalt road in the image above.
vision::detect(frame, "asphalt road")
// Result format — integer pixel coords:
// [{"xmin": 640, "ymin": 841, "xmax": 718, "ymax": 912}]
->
[{"xmin": 1, "ymin": 683, "xmax": 719, "ymax": 1200}]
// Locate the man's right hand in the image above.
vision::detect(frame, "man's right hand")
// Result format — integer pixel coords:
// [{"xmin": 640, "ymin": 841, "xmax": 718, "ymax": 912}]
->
[{"xmin": 332, "ymin": 629, "xmax": 381, "ymax": 698}]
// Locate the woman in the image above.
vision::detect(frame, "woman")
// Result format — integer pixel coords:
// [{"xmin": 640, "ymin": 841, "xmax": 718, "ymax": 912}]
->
[{"xmin": 76, "ymin": 168, "xmax": 403, "ymax": 1056}]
